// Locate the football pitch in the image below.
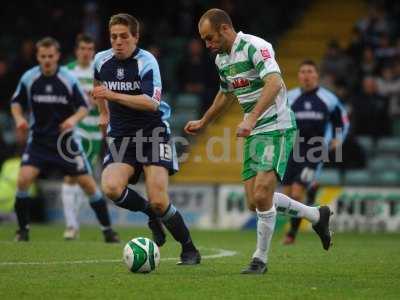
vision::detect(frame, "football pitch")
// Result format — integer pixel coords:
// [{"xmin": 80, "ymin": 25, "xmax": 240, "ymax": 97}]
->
[{"xmin": 0, "ymin": 224, "xmax": 399, "ymax": 299}]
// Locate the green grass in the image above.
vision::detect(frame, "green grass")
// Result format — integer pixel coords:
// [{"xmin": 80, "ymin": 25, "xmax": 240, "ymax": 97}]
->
[{"xmin": 0, "ymin": 224, "xmax": 399, "ymax": 300}]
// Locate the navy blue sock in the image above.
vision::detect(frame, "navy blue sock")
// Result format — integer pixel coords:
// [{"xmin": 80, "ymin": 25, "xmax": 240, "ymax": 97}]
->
[
  {"xmin": 14, "ymin": 190, "xmax": 30, "ymax": 231},
  {"xmin": 115, "ymin": 187, "xmax": 157, "ymax": 219},
  {"xmin": 160, "ymin": 204, "xmax": 196, "ymax": 252},
  {"xmin": 89, "ymin": 191, "xmax": 111, "ymax": 229},
  {"xmin": 288, "ymin": 217, "xmax": 302, "ymax": 238}
]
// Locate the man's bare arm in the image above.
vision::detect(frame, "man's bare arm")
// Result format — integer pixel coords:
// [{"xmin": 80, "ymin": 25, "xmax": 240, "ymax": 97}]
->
[
  {"xmin": 184, "ymin": 91, "xmax": 235, "ymax": 135},
  {"xmin": 11, "ymin": 103, "xmax": 28, "ymax": 130},
  {"xmin": 236, "ymin": 73, "xmax": 283, "ymax": 137},
  {"xmin": 201, "ymin": 91, "xmax": 235, "ymax": 126},
  {"xmin": 247, "ymin": 73, "xmax": 282, "ymax": 124}
]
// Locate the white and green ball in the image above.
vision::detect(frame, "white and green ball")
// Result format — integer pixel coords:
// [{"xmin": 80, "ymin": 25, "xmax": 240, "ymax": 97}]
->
[{"xmin": 123, "ymin": 237, "xmax": 160, "ymax": 273}]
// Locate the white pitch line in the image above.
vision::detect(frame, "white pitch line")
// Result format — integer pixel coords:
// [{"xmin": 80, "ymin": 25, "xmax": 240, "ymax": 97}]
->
[{"xmin": 0, "ymin": 247, "xmax": 237, "ymax": 266}]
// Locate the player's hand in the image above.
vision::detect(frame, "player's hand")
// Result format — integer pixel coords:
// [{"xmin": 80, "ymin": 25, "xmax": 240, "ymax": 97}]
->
[
  {"xmin": 86, "ymin": 91, "xmax": 97, "ymax": 107},
  {"xmin": 93, "ymin": 85, "xmax": 115, "ymax": 101},
  {"xmin": 60, "ymin": 117, "xmax": 77, "ymax": 132},
  {"xmin": 236, "ymin": 118, "xmax": 256, "ymax": 137},
  {"xmin": 99, "ymin": 113, "xmax": 109, "ymax": 137},
  {"xmin": 15, "ymin": 117, "xmax": 29, "ymax": 131},
  {"xmin": 184, "ymin": 120, "xmax": 206, "ymax": 135},
  {"xmin": 329, "ymin": 139, "xmax": 341, "ymax": 150}
]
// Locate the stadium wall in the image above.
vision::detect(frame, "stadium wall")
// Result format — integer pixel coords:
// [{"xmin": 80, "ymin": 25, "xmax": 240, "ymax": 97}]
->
[{"xmin": 38, "ymin": 181, "xmax": 400, "ymax": 232}]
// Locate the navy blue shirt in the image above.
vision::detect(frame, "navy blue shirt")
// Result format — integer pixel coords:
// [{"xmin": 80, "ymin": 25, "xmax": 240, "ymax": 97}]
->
[
  {"xmin": 11, "ymin": 66, "xmax": 88, "ymax": 141},
  {"xmin": 94, "ymin": 47, "xmax": 167, "ymax": 137},
  {"xmin": 288, "ymin": 86, "xmax": 349, "ymax": 145}
]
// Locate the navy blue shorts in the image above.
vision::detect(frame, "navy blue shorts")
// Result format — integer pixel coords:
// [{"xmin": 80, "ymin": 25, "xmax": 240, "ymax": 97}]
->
[
  {"xmin": 103, "ymin": 135, "xmax": 179, "ymax": 184},
  {"xmin": 281, "ymin": 151, "xmax": 321, "ymax": 187},
  {"xmin": 21, "ymin": 136, "xmax": 91, "ymax": 176}
]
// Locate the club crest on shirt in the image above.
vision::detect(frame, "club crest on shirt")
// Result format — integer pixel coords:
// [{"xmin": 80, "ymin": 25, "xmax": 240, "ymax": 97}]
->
[
  {"xmin": 260, "ymin": 48, "xmax": 271, "ymax": 60},
  {"xmin": 116, "ymin": 68, "xmax": 125, "ymax": 80},
  {"xmin": 45, "ymin": 84, "xmax": 53, "ymax": 93}
]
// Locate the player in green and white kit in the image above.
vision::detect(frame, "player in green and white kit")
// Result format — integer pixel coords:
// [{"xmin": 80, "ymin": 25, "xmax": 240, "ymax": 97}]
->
[
  {"xmin": 62, "ymin": 34, "xmax": 102, "ymax": 240},
  {"xmin": 185, "ymin": 9, "xmax": 333, "ymax": 274}
]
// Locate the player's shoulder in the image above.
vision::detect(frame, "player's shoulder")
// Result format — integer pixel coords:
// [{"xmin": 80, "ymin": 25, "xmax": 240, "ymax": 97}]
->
[
  {"xmin": 59, "ymin": 66, "xmax": 76, "ymax": 79},
  {"xmin": 215, "ymin": 53, "xmax": 229, "ymax": 68},
  {"xmin": 94, "ymin": 48, "xmax": 114, "ymax": 71},
  {"xmin": 317, "ymin": 86, "xmax": 340, "ymax": 102},
  {"xmin": 287, "ymin": 87, "xmax": 302, "ymax": 101},
  {"xmin": 135, "ymin": 48, "xmax": 156, "ymax": 61},
  {"xmin": 94, "ymin": 48, "xmax": 114, "ymax": 61},
  {"xmin": 135, "ymin": 48, "xmax": 159, "ymax": 67},
  {"xmin": 20, "ymin": 66, "xmax": 41, "ymax": 84},
  {"xmin": 316, "ymin": 86, "xmax": 340, "ymax": 110},
  {"xmin": 135, "ymin": 48, "xmax": 160, "ymax": 77},
  {"xmin": 58, "ymin": 66, "xmax": 80, "ymax": 88},
  {"xmin": 240, "ymin": 32, "xmax": 274, "ymax": 51},
  {"xmin": 66, "ymin": 60, "xmax": 77, "ymax": 70}
]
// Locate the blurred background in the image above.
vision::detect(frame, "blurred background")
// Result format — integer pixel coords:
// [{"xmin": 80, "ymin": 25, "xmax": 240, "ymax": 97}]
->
[{"xmin": 0, "ymin": 0, "xmax": 399, "ymax": 232}]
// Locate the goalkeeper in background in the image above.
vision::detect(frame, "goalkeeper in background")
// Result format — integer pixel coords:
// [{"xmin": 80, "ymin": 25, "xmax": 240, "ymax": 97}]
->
[{"xmin": 62, "ymin": 34, "xmax": 102, "ymax": 240}]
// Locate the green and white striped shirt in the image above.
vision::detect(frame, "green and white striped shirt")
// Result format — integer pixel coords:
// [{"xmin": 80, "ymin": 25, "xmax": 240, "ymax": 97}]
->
[
  {"xmin": 216, "ymin": 31, "xmax": 296, "ymax": 135},
  {"xmin": 66, "ymin": 60, "xmax": 102, "ymax": 141}
]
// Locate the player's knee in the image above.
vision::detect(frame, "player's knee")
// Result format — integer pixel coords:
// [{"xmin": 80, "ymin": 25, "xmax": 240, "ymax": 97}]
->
[
  {"xmin": 101, "ymin": 180, "xmax": 124, "ymax": 201},
  {"xmin": 247, "ymin": 202, "xmax": 256, "ymax": 212},
  {"xmin": 17, "ymin": 174, "xmax": 32, "ymax": 190},
  {"xmin": 147, "ymin": 184, "xmax": 169, "ymax": 214},
  {"xmin": 291, "ymin": 184, "xmax": 306, "ymax": 202},
  {"xmin": 150, "ymin": 198, "xmax": 169, "ymax": 215},
  {"xmin": 253, "ymin": 183, "xmax": 274, "ymax": 210}
]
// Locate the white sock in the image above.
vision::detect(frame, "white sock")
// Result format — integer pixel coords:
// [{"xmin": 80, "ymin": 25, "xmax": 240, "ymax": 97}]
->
[
  {"xmin": 252, "ymin": 206, "xmax": 276, "ymax": 264},
  {"xmin": 74, "ymin": 187, "xmax": 87, "ymax": 224},
  {"xmin": 61, "ymin": 183, "xmax": 80, "ymax": 229},
  {"xmin": 273, "ymin": 192, "xmax": 320, "ymax": 224}
]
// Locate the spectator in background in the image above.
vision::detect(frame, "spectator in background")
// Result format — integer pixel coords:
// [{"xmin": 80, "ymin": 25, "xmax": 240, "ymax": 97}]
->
[
  {"xmin": 375, "ymin": 33, "xmax": 398, "ymax": 66},
  {"xmin": 82, "ymin": 2, "xmax": 101, "ymax": 46},
  {"xmin": 346, "ymin": 27, "xmax": 365, "ymax": 64},
  {"xmin": 356, "ymin": 4, "xmax": 390, "ymax": 47},
  {"xmin": 176, "ymin": 38, "xmax": 218, "ymax": 112},
  {"xmin": 177, "ymin": 38, "xmax": 206, "ymax": 95},
  {"xmin": 376, "ymin": 63, "xmax": 400, "ymax": 118},
  {"xmin": 0, "ymin": 57, "xmax": 15, "ymax": 111},
  {"xmin": 11, "ymin": 39, "xmax": 36, "ymax": 79},
  {"xmin": 320, "ymin": 40, "xmax": 354, "ymax": 88},
  {"xmin": 352, "ymin": 76, "xmax": 390, "ymax": 137},
  {"xmin": 359, "ymin": 47, "xmax": 378, "ymax": 77}
]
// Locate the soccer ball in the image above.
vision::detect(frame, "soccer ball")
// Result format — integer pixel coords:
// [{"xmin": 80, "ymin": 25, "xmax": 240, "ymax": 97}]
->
[{"xmin": 123, "ymin": 237, "xmax": 160, "ymax": 273}]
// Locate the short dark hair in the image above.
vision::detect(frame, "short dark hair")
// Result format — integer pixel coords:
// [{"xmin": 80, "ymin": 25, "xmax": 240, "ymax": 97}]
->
[
  {"xmin": 75, "ymin": 33, "xmax": 95, "ymax": 47},
  {"xmin": 36, "ymin": 36, "xmax": 60, "ymax": 51},
  {"xmin": 199, "ymin": 8, "xmax": 233, "ymax": 30},
  {"xmin": 109, "ymin": 13, "xmax": 140, "ymax": 36},
  {"xmin": 299, "ymin": 59, "xmax": 319, "ymax": 72}
]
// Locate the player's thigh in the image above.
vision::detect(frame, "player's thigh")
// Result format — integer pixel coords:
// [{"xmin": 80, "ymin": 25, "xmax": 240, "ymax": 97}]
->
[
  {"xmin": 17, "ymin": 165, "xmax": 40, "ymax": 190},
  {"xmin": 244, "ymin": 177, "xmax": 256, "ymax": 212},
  {"xmin": 282, "ymin": 185, "xmax": 292, "ymax": 197},
  {"xmin": 143, "ymin": 165, "xmax": 169, "ymax": 211},
  {"xmin": 253, "ymin": 170, "xmax": 278, "ymax": 210},
  {"xmin": 64, "ymin": 175, "xmax": 78, "ymax": 185},
  {"xmin": 101, "ymin": 162, "xmax": 135, "ymax": 200}
]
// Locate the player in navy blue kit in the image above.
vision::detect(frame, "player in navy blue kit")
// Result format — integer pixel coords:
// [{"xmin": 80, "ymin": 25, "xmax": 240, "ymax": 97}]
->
[
  {"xmin": 10, "ymin": 37, "xmax": 119, "ymax": 243},
  {"xmin": 93, "ymin": 14, "xmax": 200, "ymax": 264},
  {"xmin": 282, "ymin": 60, "xmax": 349, "ymax": 245}
]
